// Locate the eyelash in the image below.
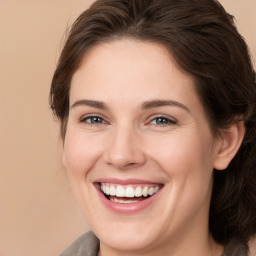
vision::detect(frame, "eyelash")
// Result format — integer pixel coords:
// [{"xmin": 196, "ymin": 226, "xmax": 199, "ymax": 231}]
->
[
  {"xmin": 149, "ymin": 116, "xmax": 177, "ymax": 126},
  {"xmin": 80, "ymin": 115, "xmax": 177, "ymax": 126},
  {"xmin": 80, "ymin": 115, "xmax": 108, "ymax": 125}
]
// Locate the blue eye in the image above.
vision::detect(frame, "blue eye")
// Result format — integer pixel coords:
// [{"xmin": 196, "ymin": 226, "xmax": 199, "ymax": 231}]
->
[
  {"xmin": 82, "ymin": 116, "xmax": 106, "ymax": 124},
  {"xmin": 151, "ymin": 117, "xmax": 176, "ymax": 125}
]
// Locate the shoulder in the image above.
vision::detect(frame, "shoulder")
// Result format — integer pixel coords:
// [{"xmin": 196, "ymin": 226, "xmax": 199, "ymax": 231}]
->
[
  {"xmin": 222, "ymin": 238, "xmax": 248, "ymax": 256},
  {"xmin": 59, "ymin": 231, "xmax": 100, "ymax": 256}
]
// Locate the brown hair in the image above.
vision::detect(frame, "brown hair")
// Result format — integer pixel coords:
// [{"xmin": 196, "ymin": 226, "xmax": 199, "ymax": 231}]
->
[{"xmin": 50, "ymin": 0, "xmax": 256, "ymax": 246}]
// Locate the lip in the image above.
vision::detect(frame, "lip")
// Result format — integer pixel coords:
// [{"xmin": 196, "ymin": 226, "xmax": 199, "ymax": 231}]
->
[{"xmin": 94, "ymin": 178, "xmax": 163, "ymax": 214}]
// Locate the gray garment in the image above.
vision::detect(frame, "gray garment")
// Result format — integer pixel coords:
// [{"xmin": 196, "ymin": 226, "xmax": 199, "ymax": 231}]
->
[
  {"xmin": 59, "ymin": 231, "xmax": 248, "ymax": 256},
  {"xmin": 60, "ymin": 231, "xmax": 99, "ymax": 256},
  {"xmin": 222, "ymin": 238, "xmax": 248, "ymax": 256}
]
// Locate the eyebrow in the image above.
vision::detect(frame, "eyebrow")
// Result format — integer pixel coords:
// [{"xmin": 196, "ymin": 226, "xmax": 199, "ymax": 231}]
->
[
  {"xmin": 142, "ymin": 100, "xmax": 190, "ymax": 113},
  {"xmin": 71, "ymin": 99, "xmax": 190, "ymax": 113},
  {"xmin": 71, "ymin": 99, "xmax": 108, "ymax": 110}
]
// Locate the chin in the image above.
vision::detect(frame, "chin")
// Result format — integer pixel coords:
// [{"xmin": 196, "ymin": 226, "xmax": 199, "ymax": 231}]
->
[{"xmin": 97, "ymin": 229, "xmax": 159, "ymax": 252}]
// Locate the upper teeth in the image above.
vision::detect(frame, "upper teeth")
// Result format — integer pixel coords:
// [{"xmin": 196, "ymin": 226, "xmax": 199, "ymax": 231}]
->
[{"xmin": 101, "ymin": 183, "xmax": 160, "ymax": 198}]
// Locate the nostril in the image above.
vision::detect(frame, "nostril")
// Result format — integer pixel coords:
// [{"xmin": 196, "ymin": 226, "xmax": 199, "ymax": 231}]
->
[
  {"xmin": 126, "ymin": 163, "xmax": 137, "ymax": 166},
  {"xmin": 105, "ymin": 159, "xmax": 143, "ymax": 170}
]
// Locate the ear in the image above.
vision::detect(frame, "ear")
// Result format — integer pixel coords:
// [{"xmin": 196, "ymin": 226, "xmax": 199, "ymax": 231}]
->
[{"xmin": 213, "ymin": 121, "xmax": 245, "ymax": 170}]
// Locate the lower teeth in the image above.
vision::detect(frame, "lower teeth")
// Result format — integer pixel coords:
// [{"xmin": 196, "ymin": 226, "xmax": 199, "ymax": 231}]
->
[
  {"xmin": 106, "ymin": 194, "xmax": 150, "ymax": 204},
  {"xmin": 110, "ymin": 198, "xmax": 140, "ymax": 204}
]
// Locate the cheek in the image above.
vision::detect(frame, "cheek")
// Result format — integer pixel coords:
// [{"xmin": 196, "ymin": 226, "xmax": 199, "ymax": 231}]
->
[
  {"xmin": 63, "ymin": 130, "xmax": 104, "ymax": 177},
  {"xmin": 150, "ymin": 132, "xmax": 215, "ymax": 215},
  {"xmin": 63, "ymin": 129, "xmax": 104, "ymax": 217},
  {"xmin": 147, "ymin": 130, "xmax": 215, "ymax": 182}
]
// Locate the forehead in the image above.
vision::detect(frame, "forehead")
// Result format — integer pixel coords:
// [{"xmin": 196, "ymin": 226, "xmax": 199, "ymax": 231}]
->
[{"xmin": 70, "ymin": 39, "xmax": 197, "ymax": 102}]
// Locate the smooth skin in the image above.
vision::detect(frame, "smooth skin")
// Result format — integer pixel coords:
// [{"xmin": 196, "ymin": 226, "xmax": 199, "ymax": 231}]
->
[{"xmin": 63, "ymin": 39, "xmax": 244, "ymax": 256}]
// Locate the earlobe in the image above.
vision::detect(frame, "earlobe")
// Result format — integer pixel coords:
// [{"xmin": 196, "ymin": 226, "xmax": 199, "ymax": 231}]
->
[{"xmin": 213, "ymin": 121, "xmax": 245, "ymax": 170}]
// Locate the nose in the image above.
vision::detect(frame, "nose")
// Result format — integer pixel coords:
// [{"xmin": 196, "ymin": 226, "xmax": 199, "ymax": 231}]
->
[{"xmin": 103, "ymin": 126, "xmax": 146, "ymax": 170}]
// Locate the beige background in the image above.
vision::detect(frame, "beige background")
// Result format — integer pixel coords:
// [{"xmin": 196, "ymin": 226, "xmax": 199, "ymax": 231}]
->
[{"xmin": 0, "ymin": 1, "xmax": 255, "ymax": 256}]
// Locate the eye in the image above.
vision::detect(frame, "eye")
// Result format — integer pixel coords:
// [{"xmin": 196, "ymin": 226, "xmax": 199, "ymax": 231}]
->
[
  {"xmin": 80, "ymin": 116, "xmax": 107, "ymax": 125},
  {"xmin": 150, "ymin": 116, "xmax": 177, "ymax": 126}
]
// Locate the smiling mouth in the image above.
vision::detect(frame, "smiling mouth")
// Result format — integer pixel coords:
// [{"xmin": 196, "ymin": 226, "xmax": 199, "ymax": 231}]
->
[{"xmin": 100, "ymin": 183, "xmax": 161, "ymax": 204}]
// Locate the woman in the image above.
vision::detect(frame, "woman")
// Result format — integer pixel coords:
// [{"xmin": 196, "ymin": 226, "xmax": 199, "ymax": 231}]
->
[{"xmin": 50, "ymin": 0, "xmax": 256, "ymax": 255}]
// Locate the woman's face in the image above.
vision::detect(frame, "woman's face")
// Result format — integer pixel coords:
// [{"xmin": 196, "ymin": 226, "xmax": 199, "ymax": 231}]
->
[{"xmin": 64, "ymin": 39, "xmax": 221, "ymax": 254}]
